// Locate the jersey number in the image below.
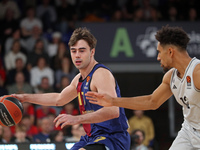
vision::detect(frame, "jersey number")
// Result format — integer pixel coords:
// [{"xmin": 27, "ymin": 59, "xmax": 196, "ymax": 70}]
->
[
  {"xmin": 78, "ymin": 92, "xmax": 85, "ymax": 106},
  {"xmin": 180, "ymin": 96, "xmax": 190, "ymax": 109}
]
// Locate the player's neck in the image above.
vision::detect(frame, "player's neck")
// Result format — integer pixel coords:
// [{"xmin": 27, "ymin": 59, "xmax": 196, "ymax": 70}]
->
[
  {"xmin": 175, "ymin": 54, "xmax": 192, "ymax": 78},
  {"xmin": 79, "ymin": 59, "xmax": 98, "ymax": 79}
]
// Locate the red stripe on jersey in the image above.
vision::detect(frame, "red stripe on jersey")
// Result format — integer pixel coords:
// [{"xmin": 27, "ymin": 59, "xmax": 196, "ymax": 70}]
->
[{"xmin": 77, "ymin": 82, "xmax": 91, "ymax": 136}]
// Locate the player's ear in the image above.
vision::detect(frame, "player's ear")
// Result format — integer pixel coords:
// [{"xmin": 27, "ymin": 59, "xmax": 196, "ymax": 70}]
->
[
  {"xmin": 91, "ymin": 48, "xmax": 95, "ymax": 56},
  {"xmin": 168, "ymin": 47, "xmax": 174, "ymax": 57}
]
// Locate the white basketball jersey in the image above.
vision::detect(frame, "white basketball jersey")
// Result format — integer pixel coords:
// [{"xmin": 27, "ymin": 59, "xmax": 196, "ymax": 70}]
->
[{"xmin": 170, "ymin": 57, "xmax": 200, "ymax": 130}]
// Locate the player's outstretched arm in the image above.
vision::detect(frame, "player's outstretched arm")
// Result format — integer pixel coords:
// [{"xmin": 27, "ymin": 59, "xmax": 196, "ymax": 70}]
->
[
  {"xmin": 12, "ymin": 74, "xmax": 80, "ymax": 106},
  {"xmin": 86, "ymin": 69, "xmax": 174, "ymax": 110}
]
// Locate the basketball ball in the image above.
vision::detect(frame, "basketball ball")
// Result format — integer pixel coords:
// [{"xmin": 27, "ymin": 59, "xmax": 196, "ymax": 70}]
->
[{"xmin": 0, "ymin": 96, "xmax": 23, "ymax": 127}]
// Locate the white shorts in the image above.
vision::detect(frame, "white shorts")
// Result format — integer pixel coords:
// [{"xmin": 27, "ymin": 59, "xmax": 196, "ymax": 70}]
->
[{"xmin": 169, "ymin": 120, "xmax": 200, "ymax": 150}]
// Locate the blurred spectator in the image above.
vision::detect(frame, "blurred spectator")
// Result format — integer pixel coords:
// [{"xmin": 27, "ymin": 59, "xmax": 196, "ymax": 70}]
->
[
  {"xmin": 48, "ymin": 130, "xmax": 64, "ymax": 142},
  {"xmin": 133, "ymin": 7, "xmax": 144, "ymax": 22},
  {"xmin": 36, "ymin": 76, "xmax": 54, "ymax": 93},
  {"xmin": 65, "ymin": 124, "xmax": 86, "ymax": 142},
  {"xmin": 98, "ymin": 0, "xmax": 119, "ymax": 21},
  {"xmin": 4, "ymin": 40, "xmax": 27, "ymax": 71},
  {"xmin": 36, "ymin": 106, "xmax": 56, "ymax": 120},
  {"xmin": 63, "ymin": 20, "xmax": 76, "ymax": 40},
  {"xmin": 188, "ymin": 7, "xmax": 198, "ymax": 21},
  {"xmin": 0, "ymin": 42, "xmax": 5, "ymax": 67},
  {"xmin": 128, "ymin": 110, "xmax": 155, "ymax": 147},
  {"xmin": 56, "ymin": 75, "xmax": 70, "ymax": 92},
  {"xmin": 0, "ymin": 8, "xmax": 20, "ymax": 54},
  {"xmin": 167, "ymin": 6, "xmax": 178, "ymax": 21},
  {"xmin": 0, "ymin": 44, "xmax": 7, "ymax": 96},
  {"xmin": 55, "ymin": 0, "xmax": 77, "ymax": 33},
  {"xmin": 122, "ymin": 0, "xmax": 140, "ymax": 20},
  {"xmin": 20, "ymin": 6, "xmax": 43, "ymax": 38},
  {"xmin": 7, "ymin": 58, "xmax": 30, "ymax": 85},
  {"xmin": 50, "ymin": 41, "xmax": 69, "ymax": 70},
  {"xmin": 141, "ymin": 0, "xmax": 154, "ymax": 21},
  {"xmin": 56, "ymin": 0, "xmax": 77, "ymax": 21},
  {"xmin": 30, "ymin": 56, "xmax": 54, "ymax": 91},
  {"xmin": 20, "ymin": 114, "xmax": 39, "ymax": 140},
  {"xmin": 55, "ymin": 56, "xmax": 76, "ymax": 89},
  {"xmin": 0, "ymin": 0, "xmax": 21, "ymax": 20},
  {"xmin": 60, "ymin": 101, "xmax": 79, "ymax": 116},
  {"xmin": 110, "ymin": 8, "xmax": 123, "ymax": 22},
  {"xmin": 47, "ymin": 31, "xmax": 62, "ymax": 58},
  {"xmin": 47, "ymin": 113, "xmax": 61, "ymax": 130},
  {"xmin": 0, "ymin": 75, "xmax": 8, "ymax": 96},
  {"xmin": 22, "ymin": 102, "xmax": 35, "ymax": 126},
  {"xmin": 7, "ymin": 71, "xmax": 33, "ymax": 94},
  {"xmin": 82, "ymin": 8, "xmax": 105, "ymax": 22},
  {"xmin": 149, "ymin": 6, "xmax": 162, "ymax": 22},
  {"xmin": 24, "ymin": 25, "xmax": 49, "ymax": 53},
  {"xmin": 33, "ymin": 117, "xmax": 52, "ymax": 142},
  {"xmin": 1, "ymin": 126, "xmax": 13, "ymax": 143},
  {"xmin": 12, "ymin": 125, "xmax": 30, "ymax": 143},
  {"xmin": 26, "ymin": 39, "xmax": 50, "ymax": 70},
  {"xmin": 36, "ymin": 0, "xmax": 57, "ymax": 32},
  {"xmin": 130, "ymin": 129, "xmax": 148, "ymax": 150},
  {"xmin": 60, "ymin": 101, "xmax": 79, "ymax": 136},
  {"xmin": 5, "ymin": 29, "xmax": 27, "ymax": 55}
]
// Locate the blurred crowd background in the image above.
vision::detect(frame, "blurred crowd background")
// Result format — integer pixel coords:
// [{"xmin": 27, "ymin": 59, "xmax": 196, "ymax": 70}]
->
[{"xmin": 0, "ymin": 0, "xmax": 199, "ymax": 149}]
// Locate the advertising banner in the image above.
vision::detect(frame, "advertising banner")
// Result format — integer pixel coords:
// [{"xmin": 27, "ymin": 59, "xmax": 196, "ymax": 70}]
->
[{"xmin": 78, "ymin": 22, "xmax": 200, "ymax": 63}]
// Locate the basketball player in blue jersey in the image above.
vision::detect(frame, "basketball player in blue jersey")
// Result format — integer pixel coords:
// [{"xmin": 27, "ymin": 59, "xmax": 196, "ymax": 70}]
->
[
  {"xmin": 86, "ymin": 25, "xmax": 200, "ymax": 149},
  {"xmin": 13, "ymin": 27, "xmax": 130, "ymax": 150}
]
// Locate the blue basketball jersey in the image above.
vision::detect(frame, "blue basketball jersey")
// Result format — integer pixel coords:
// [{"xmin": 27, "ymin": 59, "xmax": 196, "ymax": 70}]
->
[{"xmin": 72, "ymin": 63, "xmax": 130, "ymax": 150}]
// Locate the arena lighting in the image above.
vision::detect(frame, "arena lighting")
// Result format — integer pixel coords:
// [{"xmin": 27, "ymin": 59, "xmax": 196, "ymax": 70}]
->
[
  {"xmin": 65, "ymin": 143, "xmax": 75, "ymax": 149},
  {"xmin": 0, "ymin": 144, "xmax": 18, "ymax": 150},
  {"xmin": 0, "ymin": 142, "xmax": 76, "ymax": 150},
  {"xmin": 30, "ymin": 143, "xmax": 56, "ymax": 150}
]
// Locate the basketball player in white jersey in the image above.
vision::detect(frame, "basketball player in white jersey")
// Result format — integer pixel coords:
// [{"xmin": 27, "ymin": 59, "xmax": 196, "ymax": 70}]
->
[{"xmin": 86, "ymin": 25, "xmax": 200, "ymax": 149}]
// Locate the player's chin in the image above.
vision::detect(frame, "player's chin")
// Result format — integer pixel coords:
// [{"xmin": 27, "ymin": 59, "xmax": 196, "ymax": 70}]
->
[{"xmin": 163, "ymin": 66, "xmax": 171, "ymax": 73}]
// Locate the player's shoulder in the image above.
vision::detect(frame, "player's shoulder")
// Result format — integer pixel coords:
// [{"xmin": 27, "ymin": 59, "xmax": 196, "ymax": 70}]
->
[
  {"xmin": 70, "ymin": 73, "xmax": 81, "ymax": 86},
  {"xmin": 194, "ymin": 63, "xmax": 200, "ymax": 73},
  {"xmin": 193, "ymin": 63, "xmax": 200, "ymax": 89},
  {"xmin": 93, "ymin": 66, "xmax": 113, "ymax": 78},
  {"xmin": 193, "ymin": 63, "xmax": 200, "ymax": 80},
  {"xmin": 162, "ymin": 68, "xmax": 175, "ymax": 83},
  {"xmin": 92, "ymin": 66, "xmax": 115, "ymax": 85}
]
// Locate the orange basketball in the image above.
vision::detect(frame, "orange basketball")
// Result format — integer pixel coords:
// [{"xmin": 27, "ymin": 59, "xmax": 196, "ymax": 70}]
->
[{"xmin": 0, "ymin": 95, "xmax": 23, "ymax": 126}]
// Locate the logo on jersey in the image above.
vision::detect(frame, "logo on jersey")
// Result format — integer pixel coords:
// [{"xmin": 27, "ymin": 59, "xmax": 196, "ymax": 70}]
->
[
  {"xmin": 84, "ymin": 76, "xmax": 90, "ymax": 89},
  {"xmin": 86, "ymin": 76, "xmax": 90, "ymax": 86},
  {"xmin": 173, "ymin": 85, "xmax": 177, "ymax": 89},
  {"xmin": 186, "ymin": 76, "xmax": 191, "ymax": 89},
  {"xmin": 94, "ymin": 136, "xmax": 106, "ymax": 142},
  {"xmin": 180, "ymin": 96, "xmax": 190, "ymax": 109}
]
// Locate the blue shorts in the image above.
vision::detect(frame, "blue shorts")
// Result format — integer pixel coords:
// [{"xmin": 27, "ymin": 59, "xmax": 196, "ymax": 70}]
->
[{"xmin": 71, "ymin": 131, "xmax": 130, "ymax": 150}]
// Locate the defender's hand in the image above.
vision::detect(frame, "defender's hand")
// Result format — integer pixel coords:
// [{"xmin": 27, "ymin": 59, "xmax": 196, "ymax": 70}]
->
[{"xmin": 85, "ymin": 92, "xmax": 114, "ymax": 107}]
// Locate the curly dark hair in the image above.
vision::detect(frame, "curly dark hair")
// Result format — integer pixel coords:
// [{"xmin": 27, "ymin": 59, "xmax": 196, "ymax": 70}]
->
[
  {"xmin": 68, "ymin": 27, "xmax": 97, "ymax": 50},
  {"xmin": 155, "ymin": 25, "xmax": 190, "ymax": 50}
]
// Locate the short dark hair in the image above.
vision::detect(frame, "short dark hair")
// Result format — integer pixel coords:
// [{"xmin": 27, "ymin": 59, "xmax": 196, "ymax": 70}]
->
[
  {"xmin": 132, "ymin": 129, "xmax": 145, "ymax": 139},
  {"xmin": 68, "ymin": 27, "xmax": 97, "ymax": 49},
  {"xmin": 155, "ymin": 25, "xmax": 190, "ymax": 50}
]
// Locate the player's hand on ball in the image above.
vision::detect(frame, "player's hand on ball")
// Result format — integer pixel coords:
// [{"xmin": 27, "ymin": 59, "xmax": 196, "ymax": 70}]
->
[
  {"xmin": 11, "ymin": 94, "xmax": 24, "ymax": 103},
  {"xmin": 85, "ymin": 92, "xmax": 114, "ymax": 107},
  {"xmin": 0, "ymin": 95, "xmax": 23, "ymax": 126}
]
